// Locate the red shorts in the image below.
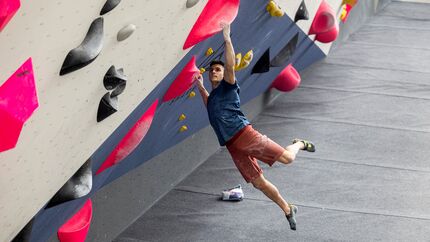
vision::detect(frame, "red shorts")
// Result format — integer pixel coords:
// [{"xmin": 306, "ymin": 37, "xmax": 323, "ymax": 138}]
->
[{"xmin": 226, "ymin": 125, "xmax": 286, "ymax": 183}]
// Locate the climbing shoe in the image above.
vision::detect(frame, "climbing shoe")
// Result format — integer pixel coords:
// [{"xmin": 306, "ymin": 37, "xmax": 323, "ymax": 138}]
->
[
  {"xmin": 285, "ymin": 204, "xmax": 298, "ymax": 230},
  {"xmin": 293, "ymin": 139, "xmax": 316, "ymax": 152}
]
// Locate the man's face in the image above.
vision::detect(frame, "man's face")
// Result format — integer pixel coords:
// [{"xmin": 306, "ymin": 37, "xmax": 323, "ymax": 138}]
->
[{"xmin": 208, "ymin": 64, "xmax": 224, "ymax": 84}]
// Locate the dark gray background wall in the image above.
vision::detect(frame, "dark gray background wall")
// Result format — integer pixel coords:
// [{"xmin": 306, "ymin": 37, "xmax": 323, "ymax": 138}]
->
[{"xmin": 53, "ymin": 1, "xmax": 392, "ymax": 241}]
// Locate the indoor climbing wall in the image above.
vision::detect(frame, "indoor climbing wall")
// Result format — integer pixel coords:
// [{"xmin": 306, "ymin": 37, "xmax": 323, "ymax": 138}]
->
[{"xmin": 0, "ymin": 0, "xmax": 347, "ymax": 241}]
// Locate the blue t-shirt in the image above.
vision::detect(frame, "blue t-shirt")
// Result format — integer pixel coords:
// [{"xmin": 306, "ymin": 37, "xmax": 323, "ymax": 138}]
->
[{"xmin": 207, "ymin": 80, "xmax": 250, "ymax": 146}]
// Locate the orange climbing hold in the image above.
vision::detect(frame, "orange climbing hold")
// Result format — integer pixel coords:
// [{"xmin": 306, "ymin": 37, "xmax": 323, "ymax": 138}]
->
[
  {"xmin": 342, "ymin": 0, "xmax": 358, "ymax": 8},
  {"xmin": 183, "ymin": 0, "xmax": 240, "ymax": 50}
]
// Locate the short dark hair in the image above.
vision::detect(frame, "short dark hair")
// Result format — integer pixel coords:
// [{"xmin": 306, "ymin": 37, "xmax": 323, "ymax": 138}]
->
[{"xmin": 209, "ymin": 60, "xmax": 225, "ymax": 67}]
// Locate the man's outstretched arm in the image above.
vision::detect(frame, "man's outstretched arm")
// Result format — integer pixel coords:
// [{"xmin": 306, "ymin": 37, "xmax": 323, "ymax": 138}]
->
[
  {"xmin": 222, "ymin": 24, "xmax": 236, "ymax": 85},
  {"xmin": 195, "ymin": 74, "xmax": 209, "ymax": 107}
]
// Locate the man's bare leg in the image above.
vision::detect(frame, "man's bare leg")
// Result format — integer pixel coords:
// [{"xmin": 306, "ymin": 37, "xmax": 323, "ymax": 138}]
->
[
  {"xmin": 277, "ymin": 142, "xmax": 304, "ymax": 165},
  {"xmin": 251, "ymin": 174, "xmax": 291, "ymax": 215}
]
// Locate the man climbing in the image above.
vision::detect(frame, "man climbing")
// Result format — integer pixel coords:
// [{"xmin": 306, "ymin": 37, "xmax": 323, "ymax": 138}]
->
[{"xmin": 194, "ymin": 23, "xmax": 315, "ymax": 230}]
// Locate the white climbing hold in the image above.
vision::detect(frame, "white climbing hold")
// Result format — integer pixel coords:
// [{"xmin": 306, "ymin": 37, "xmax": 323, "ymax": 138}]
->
[{"xmin": 117, "ymin": 24, "xmax": 136, "ymax": 41}]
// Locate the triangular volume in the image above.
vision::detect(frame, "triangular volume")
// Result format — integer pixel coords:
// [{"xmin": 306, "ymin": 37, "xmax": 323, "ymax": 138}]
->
[
  {"xmin": 0, "ymin": 58, "xmax": 38, "ymax": 152},
  {"xmin": 308, "ymin": 0, "xmax": 336, "ymax": 35},
  {"xmin": 100, "ymin": 0, "xmax": 121, "ymax": 15},
  {"xmin": 46, "ymin": 159, "xmax": 93, "ymax": 208},
  {"xmin": 270, "ymin": 33, "xmax": 299, "ymax": 67},
  {"xmin": 0, "ymin": 0, "xmax": 20, "ymax": 32},
  {"xmin": 96, "ymin": 99, "xmax": 159, "ymax": 174},
  {"xmin": 183, "ymin": 0, "xmax": 240, "ymax": 50},
  {"xmin": 60, "ymin": 17, "xmax": 104, "ymax": 76},
  {"xmin": 57, "ymin": 199, "xmax": 93, "ymax": 242},
  {"xmin": 11, "ymin": 218, "xmax": 34, "ymax": 242},
  {"xmin": 251, "ymin": 48, "xmax": 270, "ymax": 74},
  {"xmin": 294, "ymin": 0, "xmax": 309, "ymax": 22},
  {"xmin": 103, "ymin": 65, "xmax": 127, "ymax": 90},
  {"xmin": 271, "ymin": 64, "xmax": 301, "ymax": 92},
  {"xmin": 162, "ymin": 56, "xmax": 199, "ymax": 102},
  {"xmin": 97, "ymin": 92, "xmax": 118, "ymax": 122}
]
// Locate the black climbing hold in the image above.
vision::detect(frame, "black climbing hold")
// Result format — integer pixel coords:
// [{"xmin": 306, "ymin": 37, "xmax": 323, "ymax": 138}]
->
[
  {"xmin": 294, "ymin": 0, "xmax": 309, "ymax": 22},
  {"xmin": 251, "ymin": 48, "xmax": 270, "ymax": 74},
  {"xmin": 60, "ymin": 17, "xmax": 104, "ymax": 76},
  {"xmin": 100, "ymin": 0, "xmax": 121, "ymax": 15},
  {"xmin": 11, "ymin": 218, "xmax": 34, "ymax": 242},
  {"xmin": 111, "ymin": 82, "xmax": 126, "ymax": 97},
  {"xmin": 97, "ymin": 92, "xmax": 118, "ymax": 122},
  {"xmin": 46, "ymin": 159, "xmax": 93, "ymax": 208},
  {"xmin": 270, "ymin": 33, "xmax": 299, "ymax": 67},
  {"xmin": 103, "ymin": 65, "xmax": 127, "ymax": 90},
  {"xmin": 186, "ymin": 0, "xmax": 200, "ymax": 8}
]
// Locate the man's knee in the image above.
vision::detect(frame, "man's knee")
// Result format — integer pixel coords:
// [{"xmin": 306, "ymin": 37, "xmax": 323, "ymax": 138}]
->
[
  {"xmin": 251, "ymin": 175, "xmax": 267, "ymax": 190},
  {"xmin": 279, "ymin": 150, "xmax": 295, "ymax": 164}
]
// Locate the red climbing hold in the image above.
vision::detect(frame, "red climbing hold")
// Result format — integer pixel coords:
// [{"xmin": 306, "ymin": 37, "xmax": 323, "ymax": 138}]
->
[
  {"xmin": 271, "ymin": 64, "xmax": 301, "ymax": 92},
  {"xmin": 0, "ymin": 0, "xmax": 20, "ymax": 32},
  {"xmin": 0, "ymin": 58, "xmax": 38, "ymax": 152},
  {"xmin": 162, "ymin": 56, "xmax": 199, "ymax": 102},
  {"xmin": 183, "ymin": 0, "xmax": 240, "ymax": 50},
  {"xmin": 308, "ymin": 0, "xmax": 337, "ymax": 35},
  {"xmin": 96, "ymin": 99, "xmax": 159, "ymax": 174},
  {"xmin": 57, "ymin": 199, "xmax": 93, "ymax": 242},
  {"xmin": 315, "ymin": 23, "xmax": 339, "ymax": 43}
]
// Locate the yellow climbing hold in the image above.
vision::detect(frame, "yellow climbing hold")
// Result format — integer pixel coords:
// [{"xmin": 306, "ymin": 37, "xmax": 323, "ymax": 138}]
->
[
  {"xmin": 179, "ymin": 125, "xmax": 188, "ymax": 132},
  {"xmin": 241, "ymin": 50, "xmax": 253, "ymax": 66},
  {"xmin": 266, "ymin": 0, "xmax": 284, "ymax": 17},
  {"xmin": 340, "ymin": 5, "xmax": 347, "ymax": 21},
  {"xmin": 200, "ymin": 67, "xmax": 206, "ymax": 74},
  {"xmin": 235, "ymin": 50, "xmax": 253, "ymax": 71},
  {"xmin": 266, "ymin": 0, "xmax": 275, "ymax": 11},
  {"xmin": 234, "ymin": 53, "xmax": 242, "ymax": 71},
  {"xmin": 179, "ymin": 114, "xmax": 186, "ymax": 121},
  {"xmin": 205, "ymin": 47, "xmax": 214, "ymax": 56},
  {"xmin": 188, "ymin": 91, "xmax": 196, "ymax": 98}
]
